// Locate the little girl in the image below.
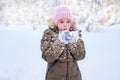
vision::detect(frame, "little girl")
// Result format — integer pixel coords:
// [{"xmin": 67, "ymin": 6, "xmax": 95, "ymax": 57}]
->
[{"xmin": 41, "ymin": 5, "xmax": 86, "ymax": 80}]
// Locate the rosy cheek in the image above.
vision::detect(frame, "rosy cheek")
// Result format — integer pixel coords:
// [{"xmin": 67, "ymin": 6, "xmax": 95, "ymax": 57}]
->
[
  {"xmin": 66, "ymin": 24, "xmax": 71, "ymax": 30},
  {"xmin": 66, "ymin": 27, "xmax": 70, "ymax": 30},
  {"xmin": 58, "ymin": 23, "xmax": 62, "ymax": 27},
  {"xmin": 57, "ymin": 23, "xmax": 64, "ymax": 30}
]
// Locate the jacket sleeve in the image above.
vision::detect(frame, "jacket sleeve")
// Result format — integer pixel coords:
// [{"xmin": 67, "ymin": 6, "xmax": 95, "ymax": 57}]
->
[
  {"xmin": 68, "ymin": 38, "xmax": 86, "ymax": 60},
  {"xmin": 40, "ymin": 29, "xmax": 65, "ymax": 63}
]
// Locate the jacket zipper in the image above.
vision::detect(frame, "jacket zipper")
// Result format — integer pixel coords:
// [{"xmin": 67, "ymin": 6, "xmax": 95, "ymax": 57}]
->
[{"xmin": 66, "ymin": 44, "xmax": 69, "ymax": 80}]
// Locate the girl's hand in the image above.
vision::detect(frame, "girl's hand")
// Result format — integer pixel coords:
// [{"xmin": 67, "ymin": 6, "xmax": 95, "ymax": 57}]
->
[{"xmin": 58, "ymin": 30, "xmax": 72, "ymax": 44}]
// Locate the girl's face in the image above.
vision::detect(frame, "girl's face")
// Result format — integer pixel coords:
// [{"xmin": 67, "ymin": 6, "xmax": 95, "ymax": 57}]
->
[{"xmin": 57, "ymin": 18, "xmax": 72, "ymax": 30}]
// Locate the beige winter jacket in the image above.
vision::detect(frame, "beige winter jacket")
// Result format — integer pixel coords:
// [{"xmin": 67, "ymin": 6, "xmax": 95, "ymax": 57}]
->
[{"xmin": 40, "ymin": 19, "xmax": 86, "ymax": 80}]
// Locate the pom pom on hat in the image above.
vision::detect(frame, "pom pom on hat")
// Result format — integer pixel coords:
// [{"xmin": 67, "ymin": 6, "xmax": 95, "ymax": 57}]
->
[{"xmin": 53, "ymin": 5, "xmax": 73, "ymax": 25}]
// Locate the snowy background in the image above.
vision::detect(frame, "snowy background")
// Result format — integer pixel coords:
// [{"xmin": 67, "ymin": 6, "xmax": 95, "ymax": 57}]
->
[
  {"xmin": 0, "ymin": 0, "xmax": 120, "ymax": 80},
  {"xmin": 0, "ymin": 0, "xmax": 120, "ymax": 31}
]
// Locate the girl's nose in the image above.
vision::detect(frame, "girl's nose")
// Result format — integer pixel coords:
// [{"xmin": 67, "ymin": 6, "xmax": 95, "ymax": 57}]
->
[{"xmin": 64, "ymin": 23, "xmax": 67, "ymax": 27}]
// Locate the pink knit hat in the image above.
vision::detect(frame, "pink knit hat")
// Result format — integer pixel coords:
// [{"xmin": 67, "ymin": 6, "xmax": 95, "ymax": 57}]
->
[{"xmin": 54, "ymin": 5, "xmax": 73, "ymax": 25}]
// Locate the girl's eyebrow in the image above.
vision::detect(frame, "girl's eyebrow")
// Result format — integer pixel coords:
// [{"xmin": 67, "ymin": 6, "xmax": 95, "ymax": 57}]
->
[{"xmin": 59, "ymin": 19, "xmax": 63, "ymax": 21}]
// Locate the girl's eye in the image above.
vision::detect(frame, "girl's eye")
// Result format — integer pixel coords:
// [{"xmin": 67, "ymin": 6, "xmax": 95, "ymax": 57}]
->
[
  {"xmin": 67, "ymin": 20, "xmax": 71, "ymax": 23},
  {"xmin": 60, "ymin": 21, "xmax": 63, "ymax": 23}
]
